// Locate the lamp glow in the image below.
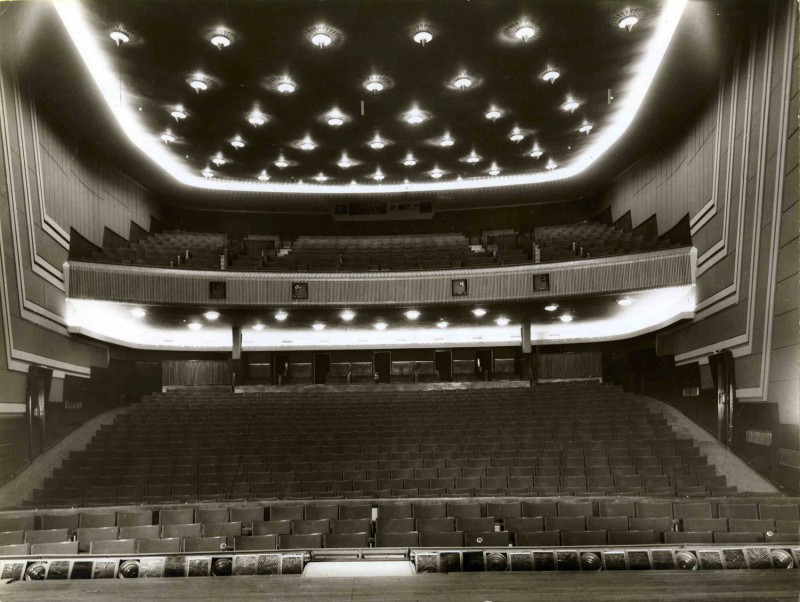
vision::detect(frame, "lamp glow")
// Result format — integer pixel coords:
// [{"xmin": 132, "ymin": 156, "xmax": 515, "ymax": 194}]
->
[
  {"xmin": 364, "ymin": 77, "xmax": 385, "ymax": 93},
  {"xmin": 257, "ymin": 170, "xmax": 270, "ymax": 181},
  {"xmin": 252, "ymin": 323, "xmax": 265, "ymax": 331},
  {"xmin": 619, "ymin": 15, "xmax": 640, "ymax": 31},
  {"xmin": 545, "ymin": 303, "xmax": 559, "ymax": 312},
  {"xmin": 403, "ymin": 153, "xmax": 417, "ymax": 167},
  {"xmin": 465, "ymin": 150, "xmax": 481, "ymax": 164},
  {"xmin": 617, "ymin": 297, "xmax": 633, "ymax": 306},
  {"xmin": 274, "ymin": 310, "xmax": 288, "ymax": 321},
  {"xmin": 485, "ymin": 107, "xmax": 502, "ymax": 121},
  {"xmin": 190, "ymin": 77, "xmax": 208, "ymax": 93},
  {"xmin": 579, "ymin": 123, "xmax": 593, "ymax": 134},
  {"xmin": 109, "ymin": 29, "xmax": 129, "ymax": 45},
  {"xmin": 509, "ymin": 128, "xmax": 524, "ymax": 142},
  {"xmin": 454, "ymin": 75, "xmax": 472, "ymax": 89},
  {"xmin": 405, "ymin": 108, "xmax": 426, "ymax": 124},
  {"xmin": 542, "ymin": 68, "xmax": 560, "ymax": 83},
  {"xmin": 488, "ymin": 162, "xmax": 501, "ymax": 176},
  {"xmin": 371, "ymin": 168, "xmax": 385, "ymax": 181},
  {"xmin": 369, "ymin": 135, "xmax": 386, "ymax": 150},
  {"xmin": 161, "ymin": 131, "xmax": 175, "ymax": 144},
  {"xmin": 299, "ymin": 137, "xmax": 316, "ymax": 151},
  {"xmin": 515, "ymin": 24, "xmax": 535, "ymax": 42},
  {"xmin": 313, "ymin": 172, "xmax": 328, "ymax": 182},
  {"xmin": 212, "ymin": 153, "xmax": 227, "ymax": 166},
  {"xmin": 171, "ymin": 108, "xmax": 187, "ymax": 121},
  {"xmin": 340, "ymin": 310, "xmax": 355, "ymax": 321},
  {"xmin": 414, "ymin": 30, "xmax": 433, "ymax": 45},
  {"xmin": 529, "ymin": 146, "xmax": 543, "ymax": 159},
  {"xmin": 312, "ymin": 322, "xmax": 326, "ymax": 331},
  {"xmin": 472, "ymin": 308, "xmax": 487, "ymax": 317},
  {"xmin": 338, "ymin": 154, "xmax": 354, "ymax": 169},
  {"xmin": 495, "ymin": 317, "xmax": 510, "ymax": 326},
  {"xmin": 276, "ymin": 79, "xmax": 296, "ymax": 94},
  {"xmin": 328, "ymin": 116, "xmax": 344, "ymax": 127},
  {"xmin": 560, "ymin": 314, "xmax": 573, "ymax": 323},
  {"xmin": 374, "ymin": 321, "xmax": 388, "ymax": 330},
  {"xmin": 247, "ymin": 111, "xmax": 266, "ymax": 126},
  {"xmin": 230, "ymin": 136, "xmax": 245, "ymax": 149},
  {"xmin": 188, "ymin": 322, "xmax": 202, "ymax": 330},
  {"xmin": 561, "ymin": 98, "xmax": 580, "ymax": 112},
  {"xmin": 311, "ymin": 32, "xmax": 332, "ymax": 48},
  {"xmin": 130, "ymin": 308, "xmax": 146, "ymax": 318},
  {"xmin": 210, "ymin": 33, "xmax": 231, "ymax": 50},
  {"xmin": 274, "ymin": 155, "xmax": 289, "ymax": 169},
  {"xmin": 439, "ymin": 134, "xmax": 454, "ymax": 147},
  {"xmin": 204, "ymin": 311, "xmax": 220, "ymax": 320},
  {"xmin": 404, "ymin": 310, "xmax": 421, "ymax": 320},
  {"xmin": 546, "ymin": 159, "xmax": 557, "ymax": 171},
  {"xmin": 430, "ymin": 168, "xmax": 443, "ymax": 179},
  {"xmin": 436, "ymin": 320, "xmax": 449, "ymax": 328},
  {"xmin": 201, "ymin": 168, "xmax": 214, "ymax": 178}
]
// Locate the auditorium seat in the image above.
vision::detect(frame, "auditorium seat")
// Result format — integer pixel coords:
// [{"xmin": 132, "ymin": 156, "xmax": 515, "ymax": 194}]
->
[
  {"xmin": 234, "ymin": 535, "xmax": 278, "ymax": 551},
  {"xmin": 31, "ymin": 541, "xmax": 79, "ymax": 555},
  {"xmin": 515, "ymin": 531, "xmax": 560, "ymax": 546},
  {"xmin": 183, "ymin": 536, "xmax": 228, "ymax": 552},
  {"xmin": 119, "ymin": 525, "xmax": 159, "ymax": 540},
  {"xmin": 0, "ymin": 543, "xmax": 30, "ymax": 556},
  {"xmin": 376, "ymin": 532, "xmax": 419, "ymax": 547},
  {"xmin": 90, "ymin": 539, "xmax": 136, "ymax": 554},
  {"xmin": 279, "ymin": 533, "xmax": 323, "ymax": 549}
]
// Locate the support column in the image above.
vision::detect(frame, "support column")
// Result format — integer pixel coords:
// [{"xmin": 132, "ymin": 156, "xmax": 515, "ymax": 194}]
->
[
  {"xmin": 231, "ymin": 326, "xmax": 242, "ymax": 390},
  {"xmin": 521, "ymin": 321, "xmax": 533, "ymax": 384}
]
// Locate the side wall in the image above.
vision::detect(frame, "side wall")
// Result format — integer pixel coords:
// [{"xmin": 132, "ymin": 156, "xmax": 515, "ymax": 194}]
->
[
  {"xmin": 0, "ymin": 50, "xmax": 164, "ymax": 476},
  {"xmin": 599, "ymin": 2, "xmax": 799, "ymax": 489}
]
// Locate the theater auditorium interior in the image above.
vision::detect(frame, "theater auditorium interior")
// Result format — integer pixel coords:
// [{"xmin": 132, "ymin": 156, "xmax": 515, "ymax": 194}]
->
[{"xmin": 0, "ymin": 0, "xmax": 797, "ymax": 600}]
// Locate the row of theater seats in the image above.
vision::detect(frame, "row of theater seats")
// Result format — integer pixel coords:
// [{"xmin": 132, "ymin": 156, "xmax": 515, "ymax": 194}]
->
[
  {"xmin": 90, "ymin": 231, "xmax": 225, "ymax": 268},
  {"xmin": 2, "ymin": 499, "xmax": 797, "ymax": 556},
  {"xmin": 28, "ymin": 385, "xmax": 741, "ymax": 508},
  {"xmin": 282, "ymin": 359, "xmax": 517, "ymax": 384}
]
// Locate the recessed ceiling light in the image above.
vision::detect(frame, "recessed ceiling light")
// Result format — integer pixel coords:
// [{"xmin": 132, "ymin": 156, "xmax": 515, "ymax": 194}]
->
[
  {"xmin": 311, "ymin": 31, "xmax": 332, "ymax": 48},
  {"xmin": 404, "ymin": 107, "xmax": 427, "ymax": 125},
  {"xmin": 252, "ymin": 323, "xmax": 265, "ymax": 331},
  {"xmin": 299, "ymin": 137, "xmax": 316, "ymax": 151},
  {"xmin": 404, "ymin": 309, "xmax": 420, "ymax": 320},
  {"xmin": 212, "ymin": 153, "xmax": 227, "ymax": 166},
  {"xmin": 472, "ymin": 308, "xmax": 487, "ymax": 317},
  {"xmin": 413, "ymin": 28, "xmax": 433, "ymax": 46},
  {"xmin": 371, "ymin": 168, "xmax": 385, "ymax": 181},
  {"xmin": 247, "ymin": 111, "xmax": 266, "ymax": 126},
  {"xmin": 453, "ymin": 74, "xmax": 473, "ymax": 90},
  {"xmin": 488, "ymin": 162, "xmax": 501, "ymax": 176},
  {"xmin": 201, "ymin": 168, "xmax": 214, "ymax": 178},
  {"xmin": 274, "ymin": 155, "xmax": 289, "ymax": 169},
  {"xmin": 170, "ymin": 107, "xmax": 187, "ymax": 121},
  {"xmin": 541, "ymin": 68, "xmax": 560, "ymax": 84},
  {"xmin": 485, "ymin": 107, "xmax": 502, "ymax": 121},
  {"xmin": 160, "ymin": 131, "xmax": 175, "ymax": 144},
  {"xmin": 130, "ymin": 308, "xmax": 146, "ymax": 318},
  {"xmin": 464, "ymin": 150, "xmax": 482, "ymax": 164},
  {"xmin": 402, "ymin": 153, "xmax": 417, "ymax": 167},
  {"xmin": 561, "ymin": 97, "xmax": 580, "ymax": 113},
  {"xmin": 560, "ymin": 314, "xmax": 573, "ymax": 323},
  {"xmin": 374, "ymin": 321, "xmax": 388, "ymax": 330},
  {"xmin": 340, "ymin": 309, "xmax": 355, "ymax": 321},
  {"xmin": 369, "ymin": 135, "xmax": 386, "ymax": 150},
  {"xmin": 204, "ymin": 311, "xmax": 220, "ymax": 320},
  {"xmin": 439, "ymin": 134, "xmax": 455, "ymax": 147},
  {"xmin": 274, "ymin": 310, "xmax": 288, "ymax": 321},
  {"xmin": 276, "ymin": 78, "xmax": 296, "ymax": 94},
  {"xmin": 313, "ymin": 172, "xmax": 329, "ymax": 183},
  {"xmin": 230, "ymin": 136, "xmax": 245, "ymax": 149},
  {"xmin": 528, "ymin": 145, "xmax": 544, "ymax": 159},
  {"xmin": 546, "ymin": 159, "xmax": 557, "ymax": 171},
  {"xmin": 430, "ymin": 168, "xmax": 444, "ymax": 179},
  {"xmin": 509, "ymin": 128, "xmax": 525, "ymax": 143},
  {"xmin": 189, "ymin": 75, "xmax": 208, "ymax": 93},
  {"xmin": 338, "ymin": 153, "xmax": 354, "ymax": 169},
  {"xmin": 619, "ymin": 14, "xmax": 640, "ymax": 31},
  {"xmin": 579, "ymin": 123, "xmax": 593, "ymax": 135},
  {"xmin": 109, "ymin": 28, "xmax": 130, "ymax": 46},
  {"xmin": 257, "ymin": 170, "xmax": 270, "ymax": 182},
  {"xmin": 617, "ymin": 297, "xmax": 633, "ymax": 306},
  {"xmin": 188, "ymin": 322, "xmax": 202, "ymax": 330},
  {"xmin": 495, "ymin": 317, "xmax": 510, "ymax": 326},
  {"xmin": 436, "ymin": 320, "xmax": 449, "ymax": 328},
  {"xmin": 515, "ymin": 24, "xmax": 536, "ymax": 42},
  {"xmin": 312, "ymin": 322, "xmax": 326, "ymax": 331},
  {"xmin": 210, "ymin": 33, "xmax": 231, "ymax": 50},
  {"xmin": 363, "ymin": 75, "xmax": 388, "ymax": 93},
  {"xmin": 544, "ymin": 303, "xmax": 558, "ymax": 312}
]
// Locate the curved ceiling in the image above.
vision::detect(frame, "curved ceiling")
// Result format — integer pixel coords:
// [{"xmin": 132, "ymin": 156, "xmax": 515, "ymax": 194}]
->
[
  {"xmin": 7, "ymin": 1, "xmax": 756, "ymax": 209},
  {"xmin": 54, "ymin": 0, "xmax": 685, "ymax": 196}
]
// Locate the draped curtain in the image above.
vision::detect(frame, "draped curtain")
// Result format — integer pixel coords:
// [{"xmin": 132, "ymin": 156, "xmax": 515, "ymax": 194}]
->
[
  {"xmin": 537, "ymin": 352, "xmax": 602, "ymax": 379},
  {"xmin": 162, "ymin": 360, "xmax": 232, "ymax": 386}
]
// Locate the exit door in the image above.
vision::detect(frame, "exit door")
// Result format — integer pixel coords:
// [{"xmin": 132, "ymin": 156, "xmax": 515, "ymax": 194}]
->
[
  {"xmin": 476, "ymin": 349, "xmax": 493, "ymax": 381},
  {"xmin": 374, "ymin": 352, "xmax": 391, "ymax": 383},
  {"xmin": 435, "ymin": 350, "xmax": 452, "ymax": 382},
  {"xmin": 314, "ymin": 353, "xmax": 331, "ymax": 385}
]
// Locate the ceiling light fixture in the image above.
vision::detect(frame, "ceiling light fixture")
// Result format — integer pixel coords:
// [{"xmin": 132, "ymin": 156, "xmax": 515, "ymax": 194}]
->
[
  {"xmin": 403, "ymin": 153, "xmax": 417, "ymax": 167},
  {"xmin": 371, "ymin": 167, "xmax": 385, "ymax": 181},
  {"xmin": 617, "ymin": 297, "xmax": 634, "ymax": 306},
  {"xmin": 312, "ymin": 322, "xmax": 326, "ymax": 331},
  {"xmin": 274, "ymin": 154, "xmax": 289, "ymax": 169},
  {"xmin": 529, "ymin": 145, "xmax": 543, "ymax": 159},
  {"xmin": 311, "ymin": 31, "xmax": 332, "ymax": 48},
  {"xmin": 560, "ymin": 314, "xmax": 574, "ymax": 323},
  {"xmin": 579, "ymin": 122, "xmax": 593, "ymax": 135},
  {"xmin": 515, "ymin": 24, "xmax": 535, "ymax": 42},
  {"xmin": 544, "ymin": 303, "xmax": 559, "ymax": 312},
  {"xmin": 413, "ymin": 28, "xmax": 433, "ymax": 46},
  {"xmin": 619, "ymin": 14, "xmax": 640, "ymax": 31},
  {"xmin": 464, "ymin": 150, "xmax": 481, "ymax": 164},
  {"xmin": 374, "ymin": 321, "xmax": 388, "ymax": 330},
  {"xmin": 189, "ymin": 75, "xmax": 208, "ymax": 93},
  {"xmin": 404, "ymin": 310, "xmax": 421, "ymax": 320},
  {"xmin": 252, "ymin": 323, "xmax": 265, "ymax": 331},
  {"xmin": 340, "ymin": 310, "xmax": 355, "ymax": 321},
  {"xmin": 313, "ymin": 173, "xmax": 329, "ymax": 183},
  {"xmin": 230, "ymin": 136, "xmax": 245, "ymax": 149},
  {"xmin": 404, "ymin": 107, "xmax": 426, "ymax": 125},
  {"xmin": 338, "ymin": 153, "xmax": 354, "ymax": 169},
  {"xmin": 328, "ymin": 116, "xmax": 344, "ymax": 127},
  {"xmin": 170, "ymin": 107, "xmax": 187, "ymax": 121},
  {"xmin": 210, "ymin": 33, "xmax": 231, "ymax": 50},
  {"xmin": 274, "ymin": 310, "xmax": 288, "ymax": 321},
  {"xmin": 326, "ymin": 108, "xmax": 346, "ymax": 127},
  {"xmin": 430, "ymin": 168, "xmax": 444, "ymax": 179},
  {"xmin": 276, "ymin": 78, "xmax": 296, "ymax": 94},
  {"xmin": 211, "ymin": 153, "xmax": 227, "ymax": 166},
  {"xmin": 130, "ymin": 308, "xmax": 146, "ymax": 318},
  {"xmin": 509, "ymin": 128, "xmax": 525, "ymax": 143},
  {"xmin": 257, "ymin": 170, "xmax": 270, "ymax": 182},
  {"xmin": 546, "ymin": 159, "xmax": 557, "ymax": 171},
  {"xmin": 472, "ymin": 308, "xmax": 487, "ymax": 317},
  {"xmin": 247, "ymin": 111, "xmax": 266, "ymax": 126},
  {"xmin": 561, "ymin": 97, "xmax": 580, "ymax": 112},
  {"xmin": 299, "ymin": 137, "xmax": 316, "ymax": 151},
  {"xmin": 364, "ymin": 76, "xmax": 385, "ymax": 93},
  {"xmin": 453, "ymin": 74, "xmax": 473, "ymax": 90},
  {"xmin": 485, "ymin": 107, "xmax": 502, "ymax": 121},
  {"xmin": 436, "ymin": 320, "xmax": 449, "ymax": 328},
  {"xmin": 495, "ymin": 317, "xmax": 510, "ymax": 326},
  {"xmin": 541, "ymin": 68, "xmax": 560, "ymax": 84},
  {"xmin": 187, "ymin": 322, "xmax": 202, "ymax": 330},
  {"xmin": 369, "ymin": 135, "xmax": 386, "ymax": 150},
  {"xmin": 488, "ymin": 162, "xmax": 501, "ymax": 176},
  {"xmin": 439, "ymin": 134, "xmax": 455, "ymax": 147},
  {"xmin": 201, "ymin": 168, "xmax": 214, "ymax": 178},
  {"xmin": 109, "ymin": 28, "xmax": 129, "ymax": 46},
  {"xmin": 160, "ymin": 131, "xmax": 175, "ymax": 144},
  {"xmin": 204, "ymin": 311, "xmax": 220, "ymax": 320}
]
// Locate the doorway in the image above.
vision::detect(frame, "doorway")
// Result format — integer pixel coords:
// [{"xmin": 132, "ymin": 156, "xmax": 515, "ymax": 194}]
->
[
  {"xmin": 273, "ymin": 352, "xmax": 290, "ymax": 385},
  {"xmin": 374, "ymin": 351, "xmax": 391, "ymax": 383},
  {"xmin": 313, "ymin": 353, "xmax": 331, "ymax": 385},
  {"xmin": 435, "ymin": 350, "xmax": 453, "ymax": 382},
  {"xmin": 476, "ymin": 349, "xmax": 493, "ymax": 381}
]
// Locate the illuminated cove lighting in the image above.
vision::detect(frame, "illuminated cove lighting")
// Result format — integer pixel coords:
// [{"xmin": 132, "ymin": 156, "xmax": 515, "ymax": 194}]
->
[{"xmin": 54, "ymin": 0, "xmax": 687, "ymax": 195}]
